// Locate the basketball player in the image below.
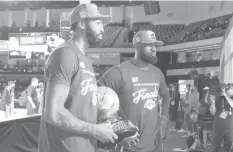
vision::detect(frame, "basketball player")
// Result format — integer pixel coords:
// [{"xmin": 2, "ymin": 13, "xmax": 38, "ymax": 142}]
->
[
  {"xmin": 39, "ymin": 4, "xmax": 118, "ymax": 152},
  {"xmin": 98, "ymin": 30, "xmax": 170, "ymax": 152}
]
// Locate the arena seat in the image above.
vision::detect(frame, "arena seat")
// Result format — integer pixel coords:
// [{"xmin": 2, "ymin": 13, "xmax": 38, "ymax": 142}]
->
[
  {"xmin": 100, "ymin": 22, "xmax": 124, "ymax": 48},
  {"xmin": 131, "ymin": 22, "xmax": 185, "ymax": 44},
  {"xmin": 1, "ymin": 14, "xmax": 232, "ymax": 47},
  {"xmin": 167, "ymin": 14, "xmax": 232, "ymax": 44}
]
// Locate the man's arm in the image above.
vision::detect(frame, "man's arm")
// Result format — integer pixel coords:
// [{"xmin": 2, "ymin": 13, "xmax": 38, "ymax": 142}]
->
[
  {"xmin": 224, "ymin": 94, "xmax": 233, "ymax": 108},
  {"xmin": 209, "ymin": 97, "xmax": 216, "ymax": 115},
  {"xmin": 44, "ymin": 82, "xmax": 95, "ymax": 136},
  {"xmin": 26, "ymin": 88, "xmax": 36, "ymax": 108},
  {"xmin": 44, "ymin": 49, "xmax": 95, "ymax": 136},
  {"xmin": 158, "ymin": 71, "xmax": 170, "ymax": 119},
  {"xmin": 27, "ymin": 96, "xmax": 36, "ymax": 108},
  {"xmin": 97, "ymin": 67, "xmax": 123, "ymax": 94},
  {"xmin": 204, "ymin": 92, "xmax": 209, "ymax": 103}
]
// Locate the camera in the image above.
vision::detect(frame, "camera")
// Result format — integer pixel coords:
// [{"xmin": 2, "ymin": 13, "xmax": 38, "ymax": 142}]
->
[{"xmin": 216, "ymin": 83, "xmax": 233, "ymax": 94}]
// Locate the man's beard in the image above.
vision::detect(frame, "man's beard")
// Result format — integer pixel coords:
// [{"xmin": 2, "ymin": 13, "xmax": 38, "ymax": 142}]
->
[
  {"xmin": 86, "ymin": 25, "xmax": 103, "ymax": 47},
  {"xmin": 140, "ymin": 49, "xmax": 158, "ymax": 65}
]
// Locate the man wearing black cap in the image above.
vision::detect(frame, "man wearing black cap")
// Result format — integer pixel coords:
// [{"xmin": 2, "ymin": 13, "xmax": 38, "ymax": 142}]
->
[
  {"xmin": 39, "ymin": 3, "xmax": 117, "ymax": 152},
  {"xmin": 185, "ymin": 110, "xmax": 207, "ymax": 150},
  {"xmin": 210, "ymin": 84, "xmax": 233, "ymax": 152},
  {"xmin": 98, "ymin": 30, "xmax": 170, "ymax": 152}
]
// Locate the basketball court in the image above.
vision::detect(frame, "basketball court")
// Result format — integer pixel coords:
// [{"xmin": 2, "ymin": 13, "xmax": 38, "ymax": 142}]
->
[{"xmin": 0, "ymin": 108, "xmax": 27, "ymax": 122}]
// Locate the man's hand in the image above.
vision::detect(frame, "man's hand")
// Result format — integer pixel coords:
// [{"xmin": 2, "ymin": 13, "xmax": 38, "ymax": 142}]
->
[
  {"xmin": 93, "ymin": 122, "xmax": 118, "ymax": 143},
  {"xmin": 31, "ymin": 102, "xmax": 36, "ymax": 109},
  {"xmin": 160, "ymin": 115, "xmax": 168, "ymax": 138},
  {"xmin": 119, "ymin": 132, "xmax": 140, "ymax": 148},
  {"xmin": 221, "ymin": 88, "xmax": 227, "ymax": 97},
  {"xmin": 27, "ymin": 96, "xmax": 36, "ymax": 109},
  {"xmin": 186, "ymin": 131, "xmax": 195, "ymax": 138}
]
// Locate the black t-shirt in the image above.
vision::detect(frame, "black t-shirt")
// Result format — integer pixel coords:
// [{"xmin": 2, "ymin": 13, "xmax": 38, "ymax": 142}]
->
[
  {"xmin": 169, "ymin": 91, "xmax": 180, "ymax": 108},
  {"xmin": 2, "ymin": 88, "xmax": 12, "ymax": 106},
  {"xmin": 98, "ymin": 60, "xmax": 168, "ymax": 152},
  {"xmin": 39, "ymin": 41, "xmax": 98, "ymax": 152},
  {"xmin": 214, "ymin": 95, "xmax": 233, "ymax": 129}
]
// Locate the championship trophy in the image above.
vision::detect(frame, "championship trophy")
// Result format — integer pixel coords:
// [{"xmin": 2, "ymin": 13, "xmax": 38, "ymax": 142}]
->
[{"xmin": 97, "ymin": 86, "xmax": 138, "ymax": 148}]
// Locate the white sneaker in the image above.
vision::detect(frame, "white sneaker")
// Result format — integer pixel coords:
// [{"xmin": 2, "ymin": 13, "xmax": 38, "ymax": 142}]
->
[
  {"xmin": 173, "ymin": 148, "xmax": 188, "ymax": 151},
  {"xmin": 182, "ymin": 134, "xmax": 189, "ymax": 138},
  {"xmin": 178, "ymin": 129, "xmax": 186, "ymax": 133}
]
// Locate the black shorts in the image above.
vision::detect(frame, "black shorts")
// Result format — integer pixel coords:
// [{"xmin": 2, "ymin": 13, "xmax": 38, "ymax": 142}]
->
[{"xmin": 169, "ymin": 105, "xmax": 178, "ymax": 121}]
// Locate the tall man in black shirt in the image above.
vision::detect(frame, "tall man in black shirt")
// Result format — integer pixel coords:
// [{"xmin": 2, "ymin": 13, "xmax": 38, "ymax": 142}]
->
[{"xmin": 210, "ymin": 89, "xmax": 233, "ymax": 152}]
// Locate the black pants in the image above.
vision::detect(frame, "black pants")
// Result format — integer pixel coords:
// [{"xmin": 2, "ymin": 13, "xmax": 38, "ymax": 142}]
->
[
  {"xmin": 212, "ymin": 127, "xmax": 233, "ymax": 152},
  {"xmin": 187, "ymin": 136, "xmax": 195, "ymax": 149},
  {"xmin": 26, "ymin": 102, "xmax": 39, "ymax": 115}
]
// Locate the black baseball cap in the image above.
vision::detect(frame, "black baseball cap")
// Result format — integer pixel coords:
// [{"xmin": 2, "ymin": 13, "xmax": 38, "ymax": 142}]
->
[
  {"xmin": 190, "ymin": 110, "xmax": 197, "ymax": 115},
  {"xmin": 8, "ymin": 80, "xmax": 16, "ymax": 86}
]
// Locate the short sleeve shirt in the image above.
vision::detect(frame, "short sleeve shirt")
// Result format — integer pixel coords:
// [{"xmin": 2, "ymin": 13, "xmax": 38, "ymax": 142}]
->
[
  {"xmin": 98, "ymin": 60, "xmax": 167, "ymax": 152},
  {"xmin": 39, "ymin": 41, "xmax": 98, "ymax": 152}
]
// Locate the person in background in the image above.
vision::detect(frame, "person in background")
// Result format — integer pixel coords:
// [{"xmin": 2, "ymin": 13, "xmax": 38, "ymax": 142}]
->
[
  {"xmin": 200, "ymin": 87, "xmax": 212, "ymax": 119},
  {"xmin": 188, "ymin": 85, "xmax": 200, "ymax": 114},
  {"xmin": 26, "ymin": 77, "xmax": 39, "ymax": 115},
  {"xmin": 169, "ymin": 84, "xmax": 180, "ymax": 132},
  {"xmin": 37, "ymin": 82, "xmax": 44, "ymax": 113},
  {"xmin": 178, "ymin": 84, "xmax": 191, "ymax": 133},
  {"xmin": 209, "ymin": 84, "xmax": 233, "ymax": 152},
  {"xmin": 2, "ymin": 81, "xmax": 15, "ymax": 118},
  {"xmin": 10, "ymin": 80, "xmax": 16, "ymax": 116},
  {"xmin": 186, "ymin": 110, "xmax": 207, "ymax": 150}
]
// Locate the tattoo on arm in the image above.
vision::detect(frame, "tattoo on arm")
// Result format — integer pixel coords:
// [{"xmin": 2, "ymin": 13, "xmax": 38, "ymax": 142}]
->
[
  {"xmin": 55, "ymin": 108, "xmax": 94, "ymax": 137},
  {"xmin": 45, "ymin": 78, "xmax": 95, "ymax": 137}
]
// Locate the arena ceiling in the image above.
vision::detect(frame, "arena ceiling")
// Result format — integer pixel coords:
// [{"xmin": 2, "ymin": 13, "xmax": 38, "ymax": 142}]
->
[
  {"xmin": 0, "ymin": 1, "xmax": 232, "ymax": 24},
  {"xmin": 0, "ymin": 1, "xmax": 144, "ymax": 11}
]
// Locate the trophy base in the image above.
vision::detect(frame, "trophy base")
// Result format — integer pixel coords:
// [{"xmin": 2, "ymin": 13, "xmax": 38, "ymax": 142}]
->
[
  {"xmin": 189, "ymin": 150, "xmax": 205, "ymax": 152},
  {"xmin": 115, "ymin": 127, "xmax": 138, "ymax": 141},
  {"xmin": 98, "ymin": 116, "xmax": 138, "ymax": 148},
  {"xmin": 189, "ymin": 148, "xmax": 206, "ymax": 152}
]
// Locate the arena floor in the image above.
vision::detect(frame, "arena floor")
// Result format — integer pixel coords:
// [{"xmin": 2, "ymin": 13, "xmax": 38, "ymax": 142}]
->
[
  {"xmin": 0, "ymin": 108, "xmax": 187, "ymax": 152},
  {"xmin": 164, "ymin": 130, "xmax": 187, "ymax": 152},
  {"xmin": 0, "ymin": 108, "xmax": 28, "ymax": 121}
]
